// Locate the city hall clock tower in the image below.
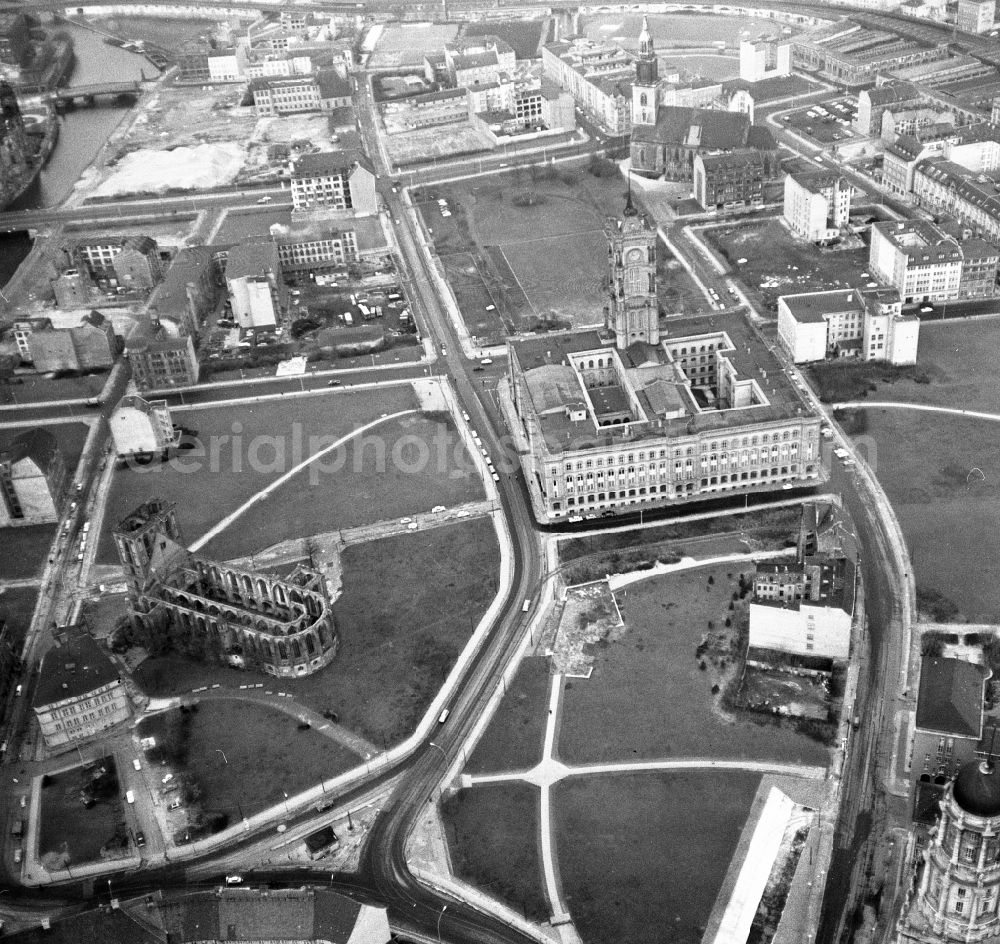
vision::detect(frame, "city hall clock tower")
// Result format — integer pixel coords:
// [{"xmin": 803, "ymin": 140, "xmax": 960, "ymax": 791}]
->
[{"xmin": 605, "ymin": 187, "xmax": 659, "ymax": 348}]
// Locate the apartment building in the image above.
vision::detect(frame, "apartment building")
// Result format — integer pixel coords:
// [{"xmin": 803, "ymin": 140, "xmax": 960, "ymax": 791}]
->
[
  {"xmin": 869, "ymin": 219, "xmax": 964, "ymax": 301},
  {"xmin": 272, "ymin": 217, "xmax": 389, "ymax": 272},
  {"xmin": 0, "ymin": 429, "xmax": 66, "ymax": 527},
  {"xmin": 109, "ymin": 394, "xmax": 178, "ymax": 458},
  {"xmin": 26, "ymin": 310, "xmax": 116, "ymax": 373},
  {"xmin": 692, "ymin": 149, "xmax": 767, "ymax": 211},
  {"xmin": 250, "ymin": 69, "xmax": 351, "ymax": 116},
  {"xmin": 290, "ymin": 150, "xmax": 377, "ymax": 215},
  {"xmin": 126, "ymin": 329, "xmax": 199, "ymax": 391},
  {"xmin": 542, "ymin": 38, "xmax": 633, "ymax": 135},
  {"xmin": 957, "ymin": 0, "xmax": 996, "ymax": 33},
  {"xmin": 777, "ymin": 287, "xmax": 919, "ymax": 364},
  {"xmin": 783, "ymin": 170, "xmax": 852, "ymax": 242}
]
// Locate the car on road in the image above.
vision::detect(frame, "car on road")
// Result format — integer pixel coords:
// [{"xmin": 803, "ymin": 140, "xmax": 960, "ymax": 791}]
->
[
  {"xmin": 431, "ymin": 505, "xmax": 445, "ymax": 513},
  {"xmin": 400, "ymin": 517, "xmax": 413, "ymax": 524},
  {"xmin": 920, "ymin": 305, "xmax": 933, "ymax": 313},
  {"xmin": 168, "ymin": 799, "xmax": 183, "ymax": 811},
  {"xmin": 135, "ymin": 831, "xmax": 146, "ymax": 848},
  {"xmin": 226, "ymin": 875, "xmax": 243, "ymax": 885},
  {"xmin": 462, "ymin": 411, "xmax": 470, "ymax": 421},
  {"xmin": 257, "ymin": 196, "xmax": 273, "ymax": 204},
  {"xmin": 473, "ymin": 366, "xmax": 484, "ymax": 372},
  {"xmin": 480, "ymin": 358, "xmax": 493, "ymax": 366},
  {"xmin": 440, "ymin": 346, "xmax": 447, "ymax": 356},
  {"xmin": 13, "ymin": 848, "xmax": 21, "ymax": 864},
  {"xmin": 326, "ymin": 380, "xmax": 342, "ymax": 386}
]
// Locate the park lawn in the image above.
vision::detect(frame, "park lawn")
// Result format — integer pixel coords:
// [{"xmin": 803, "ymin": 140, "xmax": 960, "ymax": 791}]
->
[
  {"xmin": 462, "ymin": 19, "xmax": 546, "ymax": 59},
  {"xmin": 557, "ymin": 563, "xmax": 829, "ymax": 766},
  {"xmin": 38, "ymin": 760, "xmax": 125, "ymax": 866},
  {"xmin": 95, "ymin": 388, "xmax": 481, "ymax": 563},
  {"xmin": 466, "ymin": 657, "xmax": 551, "ymax": 775},
  {"xmin": 707, "ymin": 218, "xmax": 869, "ymax": 314},
  {"xmin": 850, "ymin": 408, "xmax": 1000, "ymax": 621},
  {"xmin": 135, "ymin": 518, "xmax": 500, "ymax": 746},
  {"xmin": 1, "ymin": 525, "xmax": 55, "ymax": 580},
  {"xmin": 442, "ymin": 782, "xmax": 548, "ymax": 922},
  {"xmin": 814, "ymin": 318, "xmax": 1000, "ymax": 413},
  {"xmin": 137, "ymin": 701, "xmax": 362, "ymax": 821},
  {"xmin": 0, "ymin": 587, "xmax": 39, "ymax": 650},
  {"xmin": 553, "ymin": 770, "xmax": 762, "ymax": 944}
]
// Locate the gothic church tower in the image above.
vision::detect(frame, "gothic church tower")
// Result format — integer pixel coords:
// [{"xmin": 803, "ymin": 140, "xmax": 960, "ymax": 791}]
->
[{"xmin": 631, "ymin": 16, "xmax": 658, "ymax": 127}]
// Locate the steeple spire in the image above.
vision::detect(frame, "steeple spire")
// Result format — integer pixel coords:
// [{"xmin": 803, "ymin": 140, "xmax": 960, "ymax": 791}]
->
[
  {"xmin": 638, "ymin": 15, "xmax": 654, "ymax": 58},
  {"xmin": 624, "ymin": 171, "xmax": 637, "ymax": 217}
]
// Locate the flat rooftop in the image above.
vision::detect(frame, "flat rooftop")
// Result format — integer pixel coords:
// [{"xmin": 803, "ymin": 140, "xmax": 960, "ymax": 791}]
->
[{"xmin": 511, "ymin": 312, "xmax": 816, "ymax": 453}]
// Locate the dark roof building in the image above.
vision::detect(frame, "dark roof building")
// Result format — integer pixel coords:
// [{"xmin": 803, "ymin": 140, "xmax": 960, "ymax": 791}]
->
[{"xmin": 916, "ymin": 656, "xmax": 989, "ymax": 737}]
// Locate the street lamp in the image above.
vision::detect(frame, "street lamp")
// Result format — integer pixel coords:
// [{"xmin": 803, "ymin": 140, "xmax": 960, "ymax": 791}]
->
[
  {"xmin": 215, "ymin": 749, "xmax": 228, "ymax": 765},
  {"xmin": 428, "ymin": 741, "xmax": 446, "ymax": 762},
  {"xmin": 437, "ymin": 904, "xmax": 447, "ymax": 944}
]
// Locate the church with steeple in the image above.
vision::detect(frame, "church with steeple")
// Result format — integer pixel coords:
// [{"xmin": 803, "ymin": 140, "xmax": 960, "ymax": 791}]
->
[{"xmin": 604, "ymin": 181, "xmax": 659, "ymax": 349}]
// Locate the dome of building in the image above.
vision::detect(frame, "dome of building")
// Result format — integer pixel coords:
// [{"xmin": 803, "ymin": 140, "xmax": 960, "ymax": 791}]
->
[{"xmin": 954, "ymin": 760, "xmax": 1000, "ymax": 817}]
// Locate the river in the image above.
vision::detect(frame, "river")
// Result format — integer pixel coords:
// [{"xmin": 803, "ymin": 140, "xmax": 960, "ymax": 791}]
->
[{"xmin": 13, "ymin": 18, "xmax": 159, "ymax": 210}]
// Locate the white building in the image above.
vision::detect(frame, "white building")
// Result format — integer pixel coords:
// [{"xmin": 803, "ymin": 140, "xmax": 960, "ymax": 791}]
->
[
  {"xmin": 783, "ymin": 171, "xmax": 852, "ymax": 242},
  {"xmin": 749, "ymin": 553, "xmax": 855, "ymax": 660},
  {"xmin": 109, "ymin": 394, "xmax": 178, "ymax": 458},
  {"xmin": 778, "ymin": 287, "xmax": 920, "ymax": 364},
  {"xmin": 542, "ymin": 37, "xmax": 633, "ymax": 135},
  {"xmin": 290, "ymin": 150, "xmax": 378, "ymax": 216},
  {"xmin": 207, "ymin": 45, "xmax": 249, "ymax": 81},
  {"xmin": 739, "ymin": 38, "xmax": 791, "ymax": 82},
  {"xmin": 224, "ymin": 240, "xmax": 286, "ymax": 329},
  {"xmin": 869, "ymin": 219, "xmax": 963, "ymax": 302},
  {"xmin": 957, "ymin": 0, "xmax": 996, "ymax": 33}
]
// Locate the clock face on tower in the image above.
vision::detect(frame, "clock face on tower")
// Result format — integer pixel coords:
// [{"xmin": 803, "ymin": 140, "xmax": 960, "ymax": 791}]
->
[{"xmin": 627, "ymin": 248, "xmax": 643, "ymax": 264}]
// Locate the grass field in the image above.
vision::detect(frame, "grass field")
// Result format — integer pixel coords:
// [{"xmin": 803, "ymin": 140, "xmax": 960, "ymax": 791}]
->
[
  {"xmin": 95, "ymin": 389, "xmax": 483, "ymax": 564},
  {"xmin": 137, "ymin": 702, "xmax": 362, "ymax": 821},
  {"xmin": 466, "ymin": 657, "xmax": 551, "ymax": 775},
  {"xmin": 0, "ymin": 375, "xmax": 107, "ymax": 406},
  {"xmin": 0, "ymin": 587, "xmax": 39, "ymax": 650},
  {"xmin": 850, "ymin": 408, "xmax": 1000, "ymax": 621},
  {"xmin": 135, "ymin": 518, "xmax": 500, "ymax": 746},
  {"xmin": 38, "ymin": 760, "xmax": 125, "ymax": 866},
  {"xmin": 442, "ymin": 782, "xmax": 548, "ymax": 922},
  {"xmin": 462, "ymin": 19, "xmax": 546, "ymax": 59},
  {"xmin": 707, "ymin": 218, "xmax": 870, "ymax": 314},
  {"xmin": 2, "ymin": 525, "xmax": 55, "ymax": 581},
  {"xmin": 553, "ymin": 770, "xmax": 762, "ymax": 944},
  {"xmin": 418, "ymin": 166, "xmax": 632, "ymax": 339},
  {"xmin": 557, "ymin": 563, "xmax": 829, "ymax": 766}
]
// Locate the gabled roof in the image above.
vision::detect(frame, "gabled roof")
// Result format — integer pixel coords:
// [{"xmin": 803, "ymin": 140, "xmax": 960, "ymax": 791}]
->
[
  {"xmin": 292, "ymin": 149, "xmax": 373, "ymax": 178},
  {"xmin": 916, "ymin": 656, "xmax": 988, "ymax": 737},
  {"xmin": 316, "ymin": 68, "xmax": 351, "ymax": 100},
  {"xmin": 225, "ymin": 239, "xmax": 280, "ymax": 281},
  {"xmin": 631, "ymin": 105, "xmax": 751, "ymax": 149}
]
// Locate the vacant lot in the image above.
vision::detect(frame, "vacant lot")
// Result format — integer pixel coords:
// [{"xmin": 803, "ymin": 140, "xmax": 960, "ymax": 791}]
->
[
  {"xmin": 136, "ymin": 518, "xmax": 500, "ymax": 746},
  {"xmin": 707, "ymin": 218, "xmax": 870, "ymax": 313},
  {"xmin": 462, "ymin": 19, "xmax": 546, "ymax": 59},
  {"xmin": 0, "ymin": 586, "xmax": 39, "ymax": 649},
  {"xmin": 558, "ymin": 563, "xmax": 829, "ymax": 766},
  {"xmin": 0, "ymin": 374, "xmax": 107, "ymax": 406},
  {"xmin": 851, "ymin": 408, "xmax": 1000, "ymax": 621},
  {"xmin": 2, "ymin": 526, "xmax": 54, "ymax": 581},
  {"xmin": 466, "ymin": 657, "xmax": 551, "ymax": 775},
  {"xmin": 138, "ymin": 701, "xmax": 362, "ymax": 821},
  {"xmin": 554, "ymin": 770, "xmax": 762, "ymax": 944},
  {"xmin": 442, "ymin": 782, "xmax": 548, "ymax": 922},
  {"xmin": 96, "ymin": 388, "xmax": 482, "ymax": 563},
  {"xmin": 39, "ymin": 759, "xmax": 126, "ymax": 866}
]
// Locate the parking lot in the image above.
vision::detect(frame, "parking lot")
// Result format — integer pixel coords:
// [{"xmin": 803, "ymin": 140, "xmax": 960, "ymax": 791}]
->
[{"xmin": 782, "ymin": 96, "xmax": 860, "ymax": 146}]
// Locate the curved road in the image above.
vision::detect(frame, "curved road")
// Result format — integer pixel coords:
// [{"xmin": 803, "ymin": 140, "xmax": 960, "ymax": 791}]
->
[{"xmin": 836, "ymin": 400, "xmax": 1000, "ymax": 422}]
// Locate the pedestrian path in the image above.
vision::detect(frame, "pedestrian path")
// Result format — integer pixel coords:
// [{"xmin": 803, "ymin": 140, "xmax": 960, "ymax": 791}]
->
[{"xmin": 837, "ymin": 400, "xmax": 1000, "ymax": 422}]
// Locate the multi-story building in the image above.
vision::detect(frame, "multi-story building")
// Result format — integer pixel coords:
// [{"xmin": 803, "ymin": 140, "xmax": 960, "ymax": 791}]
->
[
  {"xmin": 74, "ymin": 235, "xmax": 162, "ymax": 290},
  {"xmin": 958, "ymin": 238, "xmax": 1000, "ymax": 297},
  {"xmin": 0, "ymin": 429, "xmax": 66, "ymax": 526},
  {"xmin": 109, "ymin": 394, "xmax": 179, "ymax": 459},
  {"xmin": 225, "ymin": 239, "xmax": 287, "ymax": 330},
  {"xmin": 26, "ymin": 310, "xmax": 116, "ymax": 373},
  {"xmin": 738, "ymin": 38, "xmax": 792, "ymax": 82},
  {"xmin": 33, "ymin": 629, "xmax": 130, "ymax": 751},
  {"xmin": 542, "ymin": 37, "xmax": 633, "ymax": 135},
  {"xmin": 271, "ymin": 217, "xmax": 390, "ymax": 272},
  {"xmin": 208, "ymin": 45, "xmax": 249, "ymax": 81},
  {"xmin": 913, "ymin": 159, "xmax": 1000, "ymax": 242},
  {"xmin": 11, "ymin": 317, "xmax": 51, "ymax": 362},
  {"xmin": 883, "ymin": 131, "xmax": 955, "ymax": 195},
  {"xmin": 692, "ymin": 149, "xmax": 767, "ymax": 211},
  {"xmin": 855, "ymin": 80, "xmax": 924, "ymax": 136},
  {"xmin": 869, "ymin": 219, "xmax": 964, "ymax": 302},
  {"xmin": 957, "ymin": 0, "xmax": 996, "ymax": 33},
  {"xmin": 290, "ymin": 150, "xmax": 377, "ymax": 215},
  {"xmin": 895, "ymin": 754, "xmax": 1000, "ymax": 944},
  {"xmin": 444, "ymin": 34, "xmax": 516, "ymax": 86},
  {"xmin": 51, "ymin": 269, "xmax": 95, "ymax": 309},
  {"xmin": 126, "ymin": 329, "xmax": 199, "ymax": 391},
  {"xmin": 506, "ymin": 300, "xmax": 825, "ymax": 521},
  {"xmin": 783, "ymin": 170, "xmax": 852, "ymax": 242},
  {"xmin": 115, "ymin": 499, "xmax": 339, "ymax": 678},
  {"xmin": 250, "ymin": 69, "xmax": 351, "ymax": 116},
  {"xmin": 748, "ymin": 552, "xmax": 855, "ymax": 660},
  {"xmin": 777, "ymin": 287, "xmax": 920, "ymax": 364},
  {"xmin": 604, "ymin": 193, "xmax": 659, "ymax": 348},
  {"xmin": 146, "ymin": 245, "xmax": 219, "ymax": 338}
]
